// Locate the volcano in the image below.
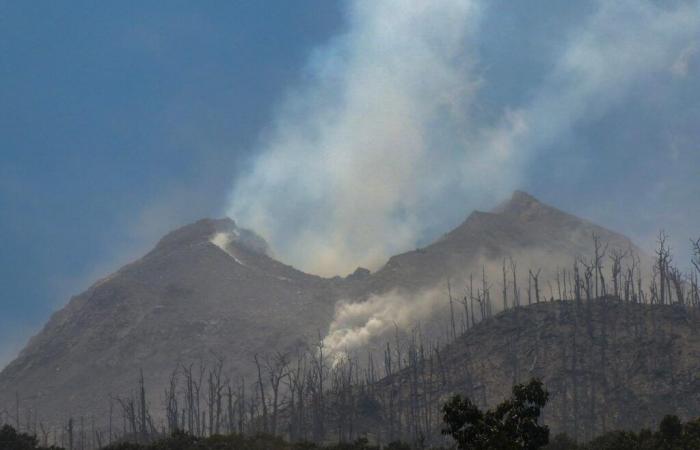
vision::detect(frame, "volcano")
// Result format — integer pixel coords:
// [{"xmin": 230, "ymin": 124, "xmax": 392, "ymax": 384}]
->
[{"xmin": 0, "ymin": 192, "xmax": 645, "ymax": 428}]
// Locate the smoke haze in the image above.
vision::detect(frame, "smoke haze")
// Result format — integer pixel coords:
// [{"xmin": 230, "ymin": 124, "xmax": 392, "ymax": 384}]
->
[
  {"xmin": 227, "ymin": 0, "xmax": 493, "ymax": 277},
  {"xmin": 227, "ymin": 0, "xmax": 700, "ymax": 277}
]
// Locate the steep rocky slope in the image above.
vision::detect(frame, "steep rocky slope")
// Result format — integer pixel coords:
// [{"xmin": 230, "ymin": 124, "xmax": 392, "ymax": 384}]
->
[
  {"xmin": 0, "ymin": 192, "xmax": 650, "ymax": 428},
  {"xmin": 0, "ymin": 218, "xmax": 342, "ymax": 426},
  {"xmin": 361, "ymin": 191, "xmax": 641, "ymax": 296},
  {"xmin": 364, "ymin": 299, "xmax": 700, "ymax": 444}
]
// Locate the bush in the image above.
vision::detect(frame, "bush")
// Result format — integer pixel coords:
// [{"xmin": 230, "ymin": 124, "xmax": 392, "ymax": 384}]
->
[
  {"xmin": 442, "ymin": 378, "xmax": 550, "ymax": 450},
  {"xmin": 0, "ymin": 424, "xmax": 64, "ymax": 450}
]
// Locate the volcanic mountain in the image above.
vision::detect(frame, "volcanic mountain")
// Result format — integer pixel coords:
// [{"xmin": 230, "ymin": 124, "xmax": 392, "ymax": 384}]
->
[
  {"xmin": 344, "ymin": 299, "xmax": 700, "ymax": 444},
  {"xmin": 358, "ymin": 190, "xmax": 641, "ymax": 296},
  {"xmin": 0, "ymin": 192, "xmax": 644, "ymax": 427}
]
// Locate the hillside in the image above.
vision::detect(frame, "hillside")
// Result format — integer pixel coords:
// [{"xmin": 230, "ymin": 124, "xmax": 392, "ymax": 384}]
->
[
  {"xmin": 360, "ymin": 191, "xmax": 641, "ymax": 296},
  {"xmin": 0, "ymin": 218, "xmax": 342, "ymax": 427},
  {"xmin": 358, "ymin": 298, "xmax": 700, "ymax": 445},
  {"xmin": 0, "ymin": 192, "xmax": 651, "ymax": 430}
]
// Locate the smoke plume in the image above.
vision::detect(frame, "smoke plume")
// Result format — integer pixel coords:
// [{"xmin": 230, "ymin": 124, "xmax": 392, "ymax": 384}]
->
[
  {"xmin": 227, "ymin": 0, "xmax": 492, "ymax": 276},
  {"xmin": 322, "ymin": 287, "xmax": 446, "ymax": 357},
  {"xmin": 227, "ymin": 0, "xmax": 700, "ymax": 277}
]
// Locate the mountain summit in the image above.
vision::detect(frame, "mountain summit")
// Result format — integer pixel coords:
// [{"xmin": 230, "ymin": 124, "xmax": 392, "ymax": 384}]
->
[
  {"xmin": 0, "ymin": 192, "xmax": 644, "ymax": 427},
  {"xmin": 0, "ymin": 218, "xmax": 340, "ymax": 426},
  {"xmin": 361, "ymin": 191, "xmax": 639, "ymax": 295}
]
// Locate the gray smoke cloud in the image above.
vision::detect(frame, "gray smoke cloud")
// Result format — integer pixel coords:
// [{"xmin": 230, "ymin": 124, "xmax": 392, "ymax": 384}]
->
[
  {"xmin": 321, "ymin": 245, "xmax": 639, "ymax": 357},
  {"xmin": 227, "ymin": 0, "xmax": 700, "ymax": 277},
  {"xmin": 227, "ymin": 0, "xmax": 494, "ymax": 277},
  {"xmin": 493, "ymin": 0, "xmax": 700, "ymax": 161},
  {"xmin": 322, "ymin": 287, "xmax": 446, "ymax": 358}
]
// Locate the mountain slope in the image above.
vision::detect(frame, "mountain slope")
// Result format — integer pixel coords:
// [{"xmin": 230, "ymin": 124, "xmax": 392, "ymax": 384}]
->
[
  {"xmin": 362, "ymin": 298, "xmax": 700, "ymax": 443},
  {"xmin": 0, "ymin": 218, "xmax": 341, "ymax": 426},
  {"xmin": 361, "ymin": 191, "xmax": 641, "ymax": 296},
  {"xmin": 0, "ymin": 192, "xmax": 648, "ymax": 428}
]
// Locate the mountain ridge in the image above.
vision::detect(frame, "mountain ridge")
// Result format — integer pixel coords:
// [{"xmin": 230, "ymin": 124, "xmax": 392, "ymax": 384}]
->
[{"xmin": 0, "ymin": 191, "xmax": 649, "ymax": 428}]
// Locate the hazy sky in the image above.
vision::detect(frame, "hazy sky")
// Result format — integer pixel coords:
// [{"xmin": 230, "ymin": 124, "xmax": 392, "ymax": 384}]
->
[{"xmin": 1, "ymin": 0, "xmax": 699, "ymax": 367}]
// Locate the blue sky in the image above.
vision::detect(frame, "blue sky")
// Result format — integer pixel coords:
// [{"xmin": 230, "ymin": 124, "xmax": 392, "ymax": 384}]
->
[
  {"xmin": 1, "ymin": 0, "xmax": 699, "ymax": 366},
  {"xmin": 0, "ymin": 1, "xmax": 344, "ymax": 364}
]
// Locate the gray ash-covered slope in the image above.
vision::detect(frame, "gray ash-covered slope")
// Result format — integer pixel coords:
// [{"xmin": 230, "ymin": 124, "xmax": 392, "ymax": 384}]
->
[
  {"xmin": 0, "ymin": 191, "xmax": 645, "ymax": 427},
  {"xmin": 360, "ymin": 190, "xmax": 641, "ymax": 296},
  {"xmin": 367, "ymin": 299, "xmax": 700, "ymax": 441},
  {"xmin": 0, "ymin": 218, "xmax": 342, "ymax": 425}
]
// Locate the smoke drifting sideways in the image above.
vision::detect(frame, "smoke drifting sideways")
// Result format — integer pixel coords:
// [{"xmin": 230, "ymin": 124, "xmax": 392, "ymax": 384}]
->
[
  {"xmin": 322, "ymin": 287, "xmax": 446, "ymax": 360},
  {"xmin": 227, "ymin": 0, "xmax": 502, "ymax": 277},
  {"xmin": 321, "ymin": 243, "xmax": 648, "ymax": 359},
  {"xmin": 227, "ymin": 0, "xmax": 700, "ymax": 278}
]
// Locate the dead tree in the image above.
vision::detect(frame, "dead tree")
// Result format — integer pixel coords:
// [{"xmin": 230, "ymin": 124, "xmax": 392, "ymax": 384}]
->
[
  {"xmin": 237, "ymin": 378, "xmax": 246, "ymax": 435},
  {"xmin": 459, "ymin": 294, "xmax": 470, "ymax": 333},
  {"xmin": 510, "ymin": 258, "xmax": 520, "ymax": 307},
  {"xmin": 383, "ymin": 341, "xmax": 395, "ymax": 441},
  {"xmin": 690, "ymin": 238, "xmax": 700, "ymax": 307},
  {"xmin": 164, "ymin": 367, "xmax": 179, "ymax": 434},
  {"xmin": 592, "ymin": 234, "xmax": 608, "ymax": 298},
  {"xmin": 288, "ymin": 350, "xmax": 308, "ymax": 441},
  {"xmin": 609, "ymin": 249, "xmax": 628, "ymax": 299},
  {"xmin": 656, "ymin": 231, "xmax": 672, "ymax": 305},
  {"xmin": 206, "ymin": 357, "xmax": 224, "ymax": 435},
  {"xmin": 573, "ymin": 260, "xmax": 582, "ymax": 305},
  {"xmin": 15, "ymin": 392, "xmax": 20, "ymax": 431},
  {"xmin": 469, "ymin": 273, "xmax": 476, "ymax": 327},
  {"xmin": 529, "ymin": 269, "xmax": 541, "ymax": 304},
  {"xmin": 502, "ymin": 258, "xmax": 509, "ymax": 310},
  {"xmin": 253, "ymin": 354, "xmax": 269, "ymax": 434},
  {"xmin": 225, "ymin": 383, "xmax": 235, "ymax": 434},
  {"xmin": 310, "ymin": 334, "xmax": 326, "ymax": 442},
  {"xmin": 556, "ymin": 268, "xmax": 563, "ymax": 301},
  {"xmin": 138, "ymin": 369, "xmax": 147, "ymax": 437},
  {"xmin": 116, "ymin": 396, "xmax": 137, "ymax": 442},
  {"xmin": 447, "ymin": 278, "xmax": 457, "ymax": 341},
  {"xmin": 267, "ymin": 351, "xmax": 290, "ymax": 436},
  {"xmin": 481, "ymin": 266, "xmax": 491, "ymax": 318},
  {"xmin": 66, "ymin": 418, "xmax": 74, "ymax": 450}
]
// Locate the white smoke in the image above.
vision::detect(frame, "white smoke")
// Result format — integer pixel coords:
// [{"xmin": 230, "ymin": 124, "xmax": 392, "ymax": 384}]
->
[
  {"xmin": 322, "ymin": 236, "xmax": 650, "ymax": 357},
  {"xmin": 227, "ymin": 0, "xmax": 492, "ymax": 277},
  {"xmin": 322, "ymin": 288, "xmax": 446, "ymax": 357},
  {"xmin": 490, "ymin": 0, "xmax": 700, "ymax": 161},
  {"xmin": 227, "ymin": 0, "xmax": 700, "ymax": 278}
]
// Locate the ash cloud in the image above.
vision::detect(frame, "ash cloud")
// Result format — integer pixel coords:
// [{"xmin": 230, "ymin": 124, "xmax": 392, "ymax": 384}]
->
[
  {"xmin": 227, "ymin": 0, "xmax": 493, "ymax": 277},
  {"xmin": 227, "ymin": 0, "xmax": 700, "ymax": 277},
  {"xmin": 322, "ymin": 287, "xmax": 446, "ymax": 357}
]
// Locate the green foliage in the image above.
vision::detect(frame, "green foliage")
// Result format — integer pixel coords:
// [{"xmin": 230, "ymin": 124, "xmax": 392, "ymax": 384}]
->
[
  {"xmin": 0, "ymin": 425, "xmax": 63, "ymax": 450},
  {"xmin": 658, "ymin": 415, "xmax": 683, "ymax": 445},
  {"xmin": 583, "ymin": 430, "xmax": 643, "ymax": 450},
  {"xmin": 384, "ymin": 442, "xmax": 412, "ymax": 450},
  {"xmin": 99, "ymin": 432, "xmax": 388, "ymax": 450},
  {"xmin": 580, "ymin": 415, "xmax": 700, "ymax": 450},
  {"xmin": 543, "ymin": 433, "xmax": 580, "ymax": 450},
  {"xmin": 543, "ymin": 415, "xmax": 700, "ymax": 450},
  {"xmin": 7, "ymin": 410, "xmax": 700, "ymax": 450},
  {"xmin": 324, "ymin": 437, "xmax": 378, "ymax": 450},
  {"xmin": 442, "ymin": 378, "xmax": 550, "ymax": 450}
]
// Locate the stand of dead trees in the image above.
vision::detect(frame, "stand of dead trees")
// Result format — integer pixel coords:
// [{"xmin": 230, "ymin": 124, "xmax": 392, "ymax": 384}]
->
[{"xmin": 5, "ymin": 233, "xmax": 700, "ymax": 449}]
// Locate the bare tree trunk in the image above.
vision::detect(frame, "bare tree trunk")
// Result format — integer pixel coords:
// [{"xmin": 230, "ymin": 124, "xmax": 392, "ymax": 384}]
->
[
  {"xmin": 139, "ymin": 369, "xmax": 147, "ymax": 438},
  {"xmin": 253, "ymin": 354, "xmax": 269, "ymax": 434},
  {"xmin": 268, "ymin": 351, "xmax": 290, "ymax": 436},
  {"xmin": 502, "ymin": 258, "xmax": 508, "ymax": 310},
  {"xmin": 447, "ymin": 278, "xmax": 457, "ymax": 341},
  {"xmin": 510, "ymin": 258, "xmax": 520, "ymax": 307}
]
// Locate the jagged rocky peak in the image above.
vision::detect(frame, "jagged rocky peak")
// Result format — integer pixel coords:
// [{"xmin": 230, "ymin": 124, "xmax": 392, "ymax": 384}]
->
[
  {"xmin": 492, "ymin": 190, "xmax": 545, "ymax": 215},
  {"xmin": 153, "ymin": 217, "xmax": 270, "ymax": 256},
  {"xmin": 346, "ymin": 266, "xmax": 371, "ymax": 281}
]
